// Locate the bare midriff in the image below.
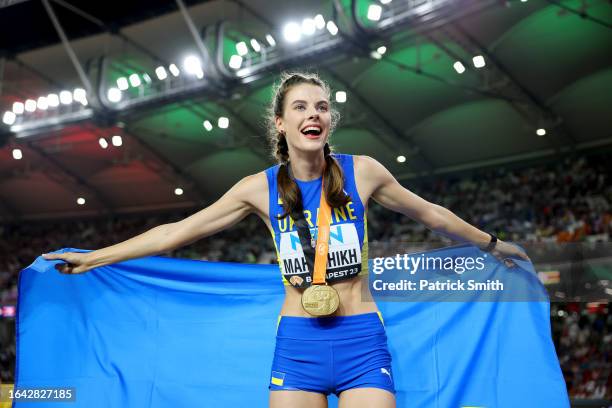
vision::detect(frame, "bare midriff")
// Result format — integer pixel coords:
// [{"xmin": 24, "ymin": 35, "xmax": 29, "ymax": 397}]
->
[{"xmin": 279, "ymin": 275, "xmax": 379, "ymax": 317}]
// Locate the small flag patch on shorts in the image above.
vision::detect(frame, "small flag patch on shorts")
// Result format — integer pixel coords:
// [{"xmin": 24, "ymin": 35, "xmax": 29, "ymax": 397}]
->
[{"xmin": 271, "ymin": 371, "xmax": 285, "ymax": 386}]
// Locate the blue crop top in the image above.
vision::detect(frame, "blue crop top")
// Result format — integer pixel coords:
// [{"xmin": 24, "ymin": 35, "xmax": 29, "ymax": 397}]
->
[{"xmin": 264, "ymin": 154, "xmax": 369, "ymax": 288}]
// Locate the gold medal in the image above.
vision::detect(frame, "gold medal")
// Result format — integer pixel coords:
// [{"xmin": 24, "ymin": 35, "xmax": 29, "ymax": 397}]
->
[{"xmin": 301, "ymin": 284, "xmax": 339, "ymax": 316}]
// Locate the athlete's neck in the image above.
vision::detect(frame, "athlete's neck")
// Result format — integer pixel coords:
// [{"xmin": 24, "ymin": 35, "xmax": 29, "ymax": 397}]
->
[{"xmin": 288, "ymin": 150, "xmax": 326, "ymax": 181}]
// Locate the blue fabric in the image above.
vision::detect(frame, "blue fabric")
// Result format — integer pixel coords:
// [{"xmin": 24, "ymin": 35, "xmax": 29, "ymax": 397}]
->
[
  {"xmin": 265, "ymin": 154, "xmax": 368, "ymax": 287},
  {"xmin": 269, "ymin": 313, "xmax": 395, "ymax": 396},
  {"xmin": 14, "ymin": 244, "xmax": 569, "ymax": 407}
]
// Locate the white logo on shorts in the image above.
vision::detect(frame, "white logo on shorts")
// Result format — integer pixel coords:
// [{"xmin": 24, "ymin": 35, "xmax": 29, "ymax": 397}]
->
[{"xmin": 380, "ymin": 368, "xmax": 392, "ymax": 378}]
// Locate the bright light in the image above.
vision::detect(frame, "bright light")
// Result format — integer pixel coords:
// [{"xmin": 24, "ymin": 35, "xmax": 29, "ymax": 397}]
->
[
  {"xmin": 229, "ymin": 55, "xmax": 243, "ymax": 70},
  {"xmin": 302, "ymin": 18, "xmax": 316, "ymax": 35},
  {"xmin": 335, "ymin": 91, "xmax": 347, "ymax": 103},
  {"xmin": 59, "ymin": 91, "xmax": 72, "ymax": 105},
  {"xmin": 250, "ymin": 38, "xmax": 261, "ymax": 52},
  {"xmin": 111, "ymin": 135, "xmax": 123, "ymax": 146},
  {"xmin": 326, "ymin": 21, "xmax": 338, "ymax": 35},
  {"xmin": 107, "ymin": 87, "xmax": 122, "ymax": 103},
  {"xmin": 283, "ymin": 22, "xmax": 302, "ymax": 42},
  {"xmin": 453, "ymin": 61, "xmax": 466, "ymax": 74},
  {"xmin": 155, "ymin": 66, "xmax": 168, "ymax": 80},
  {"xmin": 397, "ymin": 155, "xmax": 406, "ymax": 163},
  {"xmin": 184, "ymin": 55, "xmax": 203, "ymax": 77},
  {"xmin": 367, "ymin": 4, "xmax": 383, "ymax": 21},
  {"xmin": 47, "ymin": 93, "xmax": 59, "ymax": 107},
  {"xmin": 203, "ymin": 120, "xmax": 213, "ymax": 131},
  {"xmin": 314, "ymin": 14, "xmax": 325, "ymax": 30},
  {"xmin": 37, "ymin": 96, "xmax": 48, "ymax": 110},
  {"xmin": 98, "ymin": 137, "xmax": 109, "ymax": 149},
  {"xmin": 472, "ymin": 55, "xmax": 485, "ymax": 68},
  {"xmin": 77, "ymin": 197, "xmax": 86, "ymax": 205},
  {"xmin": 380, "ymin": 0, "xmax": 392, "ymax": 4},
  {"xmin": 536, "ymin": 128, "xmax": 546, "ymax": 136},
  {"xmin": 174, "ymin": 187, "xmax": 184, "ymax": 196},
  {"xmin": 12, "ymin": 102, "xmax": 24, "ymax": 115},
  {"xmin": 377, "ymin": 46, "xmax": 387, "ymax": 55},
  {"xmin": 129, "ymin": 73, "xmax": 141, "ymax": 87},
  {"xmin": 73, "ymin": 88, "xmax": 87, "ymax": 105},
  {"xmin": 169, "ymin": 64, "xmax": 180, "ymax": 77},
  {"xmin": 236, "ymin": 42, "xmax": 248, "ymax": 56},
  {"xmin": 2, "ymin": 111, "xmax": 16, "ymax": 125},
  {"xmin": 117, "ymin": 77, "xmax": 129, "ymax": 91},
  {"xmin": 218, "ymin": 117, "xmax": 229, "ymax": 129},
  {"xmin": 370, "ymin": 51, "xmax": 382, "ymax": 60},
  {"xmin": 266, "ymin": 34, "xmax": 276, "ymax": 47},
  {"xmin": 24, "ymin": 99, "xmax": 37, "ymax": 112},
  {"xmin": 12, "ymin": 148, "xmax": 22, "ymax": 160}
]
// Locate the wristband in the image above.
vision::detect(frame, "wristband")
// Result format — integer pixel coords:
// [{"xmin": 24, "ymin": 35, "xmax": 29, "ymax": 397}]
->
[{"xmin": 483, "ymin": 233, "xmax": 498, "ymax": 252}]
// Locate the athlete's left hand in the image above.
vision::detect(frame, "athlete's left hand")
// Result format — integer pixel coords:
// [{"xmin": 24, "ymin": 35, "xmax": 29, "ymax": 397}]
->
[{"xmin": 489, "ymin": 240, "xmax": 530, "ymax": 268}]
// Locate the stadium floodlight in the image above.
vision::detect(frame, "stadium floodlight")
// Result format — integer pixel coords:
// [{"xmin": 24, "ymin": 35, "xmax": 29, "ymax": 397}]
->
[
  {"xmin": 453, "ymin": 61, "xmax": 466, "ymax": 74},
  {"xmin": 229, "ymin": 55, "xmax": 243, "ymax": 70},
  {"xmin": 335, "ymin": 91, "xmax": 347, "ymax": 103},
  {"xmin": 250, "ymin": 39, "xmax": 261, "ymax": 52},
  {"xmin": 266, "ymin": 34, "xmax": 276, "ymax": 47},
  {"xmin": 536, "ymin": 128, "xmax": 546, "ymax": 136},
  {"xmin": 314, "ymin": 14, "xmax": 325, "ymax": 30},
  {"xmin": 143, "ymin": 73, "xmax": 152, "ymax": 83},
  {"xmin": 12, "ymin": 102, "xmax": 24, "ymax": 115},
  {"xmin": 236, "ymin": 42, "xmax": 249, "ymax": 56},
  {"xmin": 396, "ymin": 155, "xmax": 406, "ymax": 163},
  {"xmin": 377, "ymin": 46, "xmax": 387, "ymax": 55},
  {"xmin": 24, "ymin": 99, "xmax": 37, "ymax": 112},
  {"xmin": 283, "ymin": 22, "xmax": 302, "ymax": 43},
  {"xmin": 367, "ymin": 4, "xmax": 383, "ymax": 21},
  {"xmin": 326, "ymin": 21, "xmax": 338, "ymax": 35},
  {"xmin": 37, "ymin": 96, "xmax": 48, "ymax": 110},
  {"xmin": 155, "ymin": 66, "xmax": 168, "ymax": 80},
  {"xmin": 380, "ymin": 0, "xmax": 392, "ymax": 4},
  {"xmin": 169, "ymin": 64, "xmax": 180, "ymax": 77},
  {"xmin": 203, "ymin": 120, "xmax": 213, "ymax": 131},
  {"xmin": 302, "ymin": 18, "xmax": 316, "ymax": 35},
  {"xmin": 174, "ymin": 187, "xmax": 184, "ymax": 196},
  {"xmin": 12, "ymin": 148, "xmax": 23, "ymax": 160},
  {"xmin": 117, "ymin": 77, "xmax": 129, "ymax": 91},
  {"xmin": 98, "ymin": 137, "xmax": 109, "ymax": 149},
  {"xmin": 129, "ymin": 73, "xmax": 142, "ymax": 87},
  {"xmin": 218, "ymin": 117, "xmax": 229, "ymax": 129},
  {"xmin": 184, "ymin": 55, "xmax": 204, "ymax": 79},
  {"xmin": 472, "ymin": 55, "xmax": 485, "ymax": 68},
  {"xmin": 59, "ymin": 91, "xmax": 72, "ymax": 105},
  {"xmin": 47, "ymin": 93, "xmax": 59, "ymax": 107},
  {"xmin": 77, "ymin": 197, "xmax": 86, "ymax": 205},
  {"xmin": 2, "ymin": 111, "xmax": 16, "ymax": 125},
  {"xmin": 73, "ymin": 88, "xmax": 87, "ymax": 105},
  {"xmin": 111, "ymin": 135, "xmax": 123, "ymax": 146},
  {"xmin": 107, "ymin": 87, "xmax": 122, "ymax": 103},
  {"xmin": 370, "ymin": 50, "xmax": 382, "ymax": 59}
]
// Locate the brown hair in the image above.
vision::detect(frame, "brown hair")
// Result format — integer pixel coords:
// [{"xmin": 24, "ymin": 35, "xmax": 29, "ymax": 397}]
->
[{"xmin": 267, "ymin": 72, "xmax": 350, "ymax": 219}]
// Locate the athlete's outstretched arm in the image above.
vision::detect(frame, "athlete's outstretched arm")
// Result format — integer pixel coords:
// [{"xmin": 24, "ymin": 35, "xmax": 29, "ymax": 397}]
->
[
  {"xmin": 42, "ymin": 172, "xmax": 268, "ymax": 274},
  {"xmin": 355, "ymin": 155, "xmax": 529, "ymax": 261}
]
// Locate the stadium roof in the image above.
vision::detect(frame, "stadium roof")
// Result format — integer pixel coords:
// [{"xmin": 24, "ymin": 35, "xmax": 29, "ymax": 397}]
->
[{"xmin": 0, "ymin": 0, "xmax": 611, "ymax": 221}]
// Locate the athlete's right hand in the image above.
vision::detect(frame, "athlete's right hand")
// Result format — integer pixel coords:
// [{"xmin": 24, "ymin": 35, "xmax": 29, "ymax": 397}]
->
[{"xmin": 41, "ymin": 252, "xmax": 94, "ymax": 274}]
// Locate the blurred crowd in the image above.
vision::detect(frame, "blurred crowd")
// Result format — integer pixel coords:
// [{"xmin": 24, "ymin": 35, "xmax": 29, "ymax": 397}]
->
[{"xmin": 1, "ymin": 151, "xmax": 611, "ymax": 398}]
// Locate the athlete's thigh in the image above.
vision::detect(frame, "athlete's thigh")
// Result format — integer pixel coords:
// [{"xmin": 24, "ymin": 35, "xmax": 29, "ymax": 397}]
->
[
  {"xmin": 338, "ymin": 387, "xmax": 396, "ymax": 408},
  {"xmin": 269, "ymin": 390, "xmax": 328, "ymax": 408}
]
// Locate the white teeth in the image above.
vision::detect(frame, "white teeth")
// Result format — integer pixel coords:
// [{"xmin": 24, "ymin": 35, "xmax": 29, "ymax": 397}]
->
[{"xmin": 302, "ymin": 126, "xmax": 321, "ymax": 132}]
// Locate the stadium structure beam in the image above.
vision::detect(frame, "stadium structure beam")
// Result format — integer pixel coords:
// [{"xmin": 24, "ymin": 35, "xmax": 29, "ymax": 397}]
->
[
  {"xmin": 41, "ymin": 0, "xmax": 94, "ymax": 99},
  {"xmin": 546, "ymin": 0, "xmax": 612, "ymax": 30}
]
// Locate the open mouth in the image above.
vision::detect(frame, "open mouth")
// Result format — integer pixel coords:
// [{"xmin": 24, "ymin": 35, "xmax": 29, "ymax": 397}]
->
[{"xmin": 301, "ymin": 126, "xmax": 323, "ymax": 138}]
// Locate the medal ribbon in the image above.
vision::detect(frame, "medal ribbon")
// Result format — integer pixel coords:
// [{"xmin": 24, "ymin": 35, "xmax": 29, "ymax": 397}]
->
[{"xmin": 312, "ymin": 177, "xmax": 332, "ymax": 285}]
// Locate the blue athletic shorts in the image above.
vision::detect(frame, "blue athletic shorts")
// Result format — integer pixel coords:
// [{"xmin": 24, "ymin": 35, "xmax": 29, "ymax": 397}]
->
[{"xmin": 268, "ymin": 312, "xmax": 396, "ymax": 396}]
